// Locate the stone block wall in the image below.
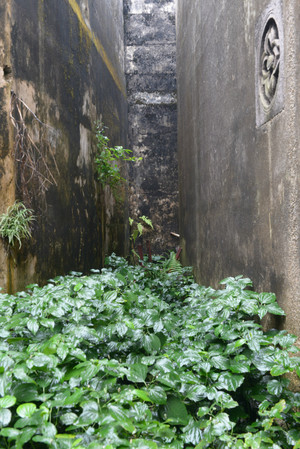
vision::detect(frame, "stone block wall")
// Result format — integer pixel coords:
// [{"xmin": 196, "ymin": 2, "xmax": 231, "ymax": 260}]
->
[
  {"xmin": 0, "ymin": 0, "xmax": 128, "ymax": 291},
  {"xmin": 177, "ymin": 0, "xmax": 300, "ymax": 337},
  {"xmin": 124, "ymin": 0, "xmax": 178, "ymax": 254}
]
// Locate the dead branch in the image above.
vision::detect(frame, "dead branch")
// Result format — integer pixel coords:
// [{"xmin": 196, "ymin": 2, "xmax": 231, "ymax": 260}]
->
[{"xmin": 10, "ymin": 91, "xmax": 60, "ymax": 206}]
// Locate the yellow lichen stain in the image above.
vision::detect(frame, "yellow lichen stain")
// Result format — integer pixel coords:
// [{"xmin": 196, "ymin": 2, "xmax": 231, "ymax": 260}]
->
[
  {"xmin": 79, "ymin": 20, "xmax": 83, "ymax": 45},
  {"xmin": 78, "ymin": 25, "xmax": 92, "ymax": 66},
  {"xmin": 67, "ymin": 0, "xmax": 126, "ymax": 97},
  {"xmin": 38, "ymin": 0, "xmax": 45, "ymax": 23}
]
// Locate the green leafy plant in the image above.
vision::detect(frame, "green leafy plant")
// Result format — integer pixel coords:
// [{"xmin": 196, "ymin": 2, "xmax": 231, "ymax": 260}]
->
[
  {"xmin": 129, "ymin": 215, "xmax": 153, "ymax": 244},
  {"xmin": 0, "ymin": 201, "xmax": 35, "ymax": 248},
  {"xmin": 0, "ymin": 256, "xmax": 298, "ymax": 448},
  {"xmin": 94, "ymin": 122, "xmax": 142, "ymax": 191},
  {"xmin": 129, "ymin": 216, "xmax": 154, "ymax": 263}
]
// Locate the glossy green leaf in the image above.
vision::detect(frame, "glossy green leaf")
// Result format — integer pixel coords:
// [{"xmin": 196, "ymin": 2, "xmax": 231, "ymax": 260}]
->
[
  {"xmin": 0, "ymin": 374, "xmax": 6, "ymax": 397},
  {"xmin": 0, "ymin": 409, "xmax": 11, "ymax": 427},
  {"xmin": 120, "ymin": 419, "xmax": 136, "ymax": 433},
  {"xmin": 155, "ymin": 358, "xmax": 174, "ymax": 373},
  {"xmin": 197, "ymin": 407, "xmax": 210, "ymax": 418},
  {"xmin": 147, "ymin": 386, "xmax": 167, "ymax": 404},
  {"xmin": 182, "ymin": 420, "xmax": 203, "ymax": 444},
  {"xmin": 27, "ymin": 318, "xmax": 39, "ymax": 335},
  {"xmin": 186, "ymin": 385, "xmax": 207, "ymax": 401},
  {"xmin": 210, "ymin": 355, "xmax": 229, "ymax": 370},
  {"xmin": 13, "ymin": 367, "xmax": 36, "ymax": 384},
  {"xmin": 130, "ymin": 439, "xmax": 157, "ymax": 449},
  {"xmin": 57, "ymin": 343, "xmax": 69, "ymax": 360},
  {"xmin": 247, "ymin": 337, "xmax": 261, "ymax": 352},
  {"xmin": 64, "ymin": 362, "xmax": 100, "ymax": 381},
  {"xmin": 0, "ymin": 329, "xmax": 10, "ymax": 338},
  {"xmin": 41, "ymin": 421, "xmax": 57, "ymax": 437},
  {"xmin": 270, "ymin": 365, "xmax": 289, "ymax": 376},
  {"xmin": 16, "ymin": 427, "xmax": 36, "ymax": 447},
  {"xmin": 73, "ymin": 282, "xmax": 83, "ymax": 292},
  {"xmin": 60, "ymin": 412, "xmax": 78, "ymax": 426},
  {"xmin": 63, "ymin": 390, "xmax": 85, "ymax": 406},
  {"xmin": 244, "ymin": 432, "xmax": 262, "ymax": 449},
  {"xmin": 164, "ymin": 396, "xmax": 189, "ymax": 425},
  {"xmin": 211, "ymin": 413, "xmax": 234, "ymax": 436},
  {"xmin": 0, "ymin": 427, "xmax": 20, "ymax": 437},
  {"xmin": 13, "ymin": 384, "xmax": 39, "ymax": 402},
  {"xmin": 133, "ymin": 389, "xmax": 151, "ymax": 402},
  {"xmin": 108, "ymin": 404, "xmax": 129, "ymax": 421},
  {"xmin": 273, "ymin": 332, "xmax": 297, "ymax": 348},
  {"xmin": 265, "ymin": 303, "xmax": 285, "ymax": 316},
  {"xmin": 127, "ymin": 363, "xmax": 148, "ymax": 383},
  {"xmin": 117, "ymin": 323, "xmax": 128, "ymax": 337},
  {"xmin": 0, "ymin": 395, "xmax": 16, "ymax": 408},
  {"xmin": 78, "ymin": 401, "xmax": 99, "ymax": 426},
  {"xmin": 40, "ymin": 318, "xmax": 55, "ymax": 328},
  {"xmin": 144, "ymin": 334, "xmax": 161, "ymax": 354},
  {"xmin": 288, "ymin": 429, "xmax": 300, "ymax": 445},
  {"xmin": 216, "ymin": 373, "xmax": 244, "ymax": 391},
  {"xmin": 103, "ymin": 290, "xmax": 118, "ymax": 302},
  {"xmin": 229, "ymin": 356, "xmax": 251, "ymax": 373},
  {"xmin": 16, "ymin": 403, "xmax": 37, "ymax": 418},
  {"xmin": 267, "ymin": 380, "xmax": 283, "ymax": 396},
  {"xmin": 55, "ymin": 434, "xmax": 77, "ymax": 439},
  {"xmin": 269, "ymin": 399, "xmax": 286, "ymax": 418},
  {"xmin": 32, "ymin": 436, "xmax": 53, "ymax": 445}
]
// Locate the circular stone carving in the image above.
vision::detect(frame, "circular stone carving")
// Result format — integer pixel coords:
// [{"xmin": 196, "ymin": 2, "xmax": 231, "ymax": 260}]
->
[{"xmin": 260, "ymin": 18, "xmax": 280, "ymax": 107}]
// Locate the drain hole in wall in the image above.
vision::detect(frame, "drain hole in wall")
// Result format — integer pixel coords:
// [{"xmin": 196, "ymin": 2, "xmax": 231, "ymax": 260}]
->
[{"xmin": 3, "ymin": 65, "xmax": 12, "ymax": 78}]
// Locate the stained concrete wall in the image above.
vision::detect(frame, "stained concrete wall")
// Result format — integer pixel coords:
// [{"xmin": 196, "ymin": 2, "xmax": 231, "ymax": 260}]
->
[
  {"xmin": 177, "ymin": 0, "xmax": 300, "ymax": 337},
  {"xmin": 0, "ymin": 0, "xmax": 15, "ymax": 291},
  {"xmin": 0, "ymin": 0, "xmax": 127, "ymax": 291},
  {"xmin": 124, "ymin": 0, "xmax": 178, "ymax": 253}
]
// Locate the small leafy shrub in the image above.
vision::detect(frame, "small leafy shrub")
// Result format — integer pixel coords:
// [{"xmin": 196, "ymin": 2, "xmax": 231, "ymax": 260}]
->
[
  {"xmin": 94, "ymin": 122, "xmax": 141, "ymax": 191},
  {"xmin": 129, "ymin": 216, "xmax": 154, "ymax": 245},
  {"xmin": 129, "ymin": 216, "xmax": 154, "ymax": 263},
  {"xmin": 0, "ymin": 201, "xmax": 35, "ymax": 248},
  {"xmin": 0, "ymin": 255, "xmax": 299, "ymax": 448}
]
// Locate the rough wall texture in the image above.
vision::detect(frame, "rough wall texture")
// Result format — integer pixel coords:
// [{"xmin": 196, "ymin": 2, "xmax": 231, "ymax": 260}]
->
[
  {"xmin": 177, "ymin": 0, "xmax": 300, "ymax": 337},
  {"xmin": 0, "ymin": 0, "xmax": 127, "ymax": 291},
  {"xmin": 0, "ymin": 0, "xmax": 15, "ymax": 291},
  {"xmin": 124, "ymin": 0, "xmax": 178, "ymax": 254}
]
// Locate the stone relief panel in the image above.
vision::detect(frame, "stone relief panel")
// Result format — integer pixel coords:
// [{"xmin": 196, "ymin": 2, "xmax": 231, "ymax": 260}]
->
[
  {"xmin": 255, "ymin": 0, "xmax": 284, "ymax": 127},
  {"xmin": 260, "ymin": 19, "xmax": 280, "ymax": 106}
]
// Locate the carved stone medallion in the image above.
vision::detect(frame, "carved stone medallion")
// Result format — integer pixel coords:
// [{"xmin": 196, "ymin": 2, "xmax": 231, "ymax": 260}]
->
[
  {"xmin": 255, "ymin": 0, "xmax": 284, "ymax": 127},
  {"xmin": 260, "ymin": 19, "xmax": 280, "ymax": 107}
]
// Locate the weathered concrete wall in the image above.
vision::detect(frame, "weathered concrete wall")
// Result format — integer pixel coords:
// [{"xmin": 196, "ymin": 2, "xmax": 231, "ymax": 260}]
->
[
  {"xmin": 0, "ymin": 0, "xmax": 15, "ymax": 291},
  {"xmin": 177, "ymin": 0, "xmax": 300, "ymax": 336},
  {"xmin": 0, "ymin": 0, "xmax": 127, "ymax": 291},
  {"xmin": 124, "ymin": 0, "xmax": 178, "ymax": 254}
]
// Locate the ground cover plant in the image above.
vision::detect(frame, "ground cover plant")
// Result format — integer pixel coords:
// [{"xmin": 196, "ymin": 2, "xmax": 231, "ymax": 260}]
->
[{"xmin": 0, "ymin": 254, "xmax": 299, "ymax": 448}]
